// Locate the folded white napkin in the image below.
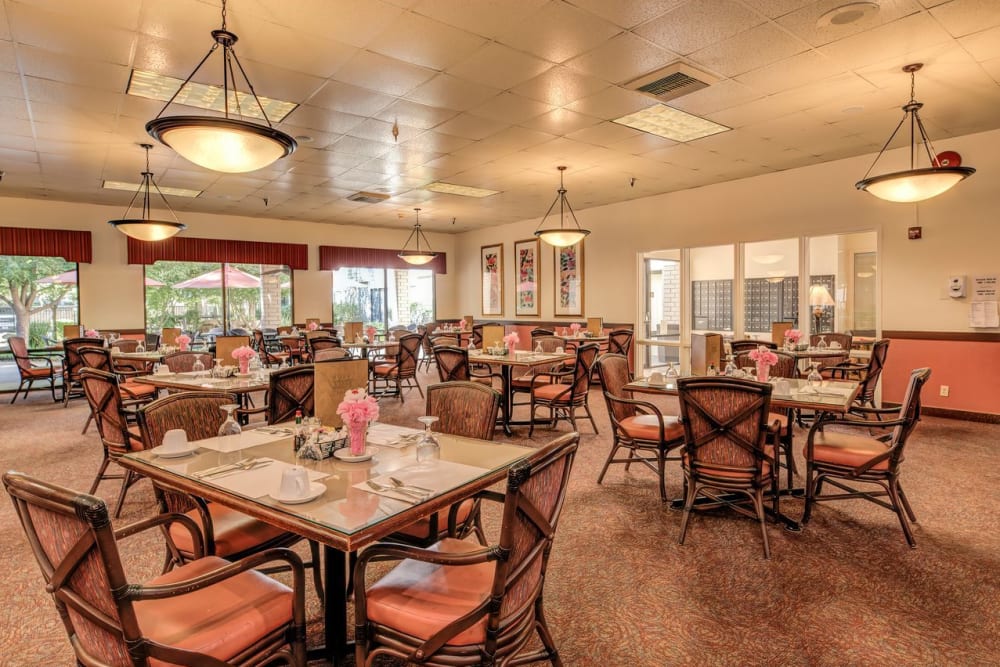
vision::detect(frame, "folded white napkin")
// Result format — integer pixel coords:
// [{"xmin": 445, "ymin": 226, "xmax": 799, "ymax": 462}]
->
[
  {"xmin": 366, "ymin": 423, "xmax": 423, "ymax": 448},
  {"xmin": 195, "ymin": 429, "xmax": 290, "ymax": 453},
  {"xmin": 204, "ymin": 459, "xmax": 328, "ymax": 498},
  {"xmin": 355, "ymin": 460, "xmax": 489, "ymax": 501}
]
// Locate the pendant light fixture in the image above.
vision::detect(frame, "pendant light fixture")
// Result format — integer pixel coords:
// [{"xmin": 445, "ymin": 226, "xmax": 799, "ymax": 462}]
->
[
  {"xmin": 107, "ymin": 144, "xmax": 186, "ymax": 242},
  {"xmin": 398, "ymin": 208, "xmax": 438, "ymax": 265},
  {"xmin": 855, "ymin": 63, "xmax": 975, "ymax": 203},
  {"xmin": 534, "ymin": 166, "xmax": 590, "ymax": 247},
  {"xmin": 145, "ymin": 0, "xmax": 296, "ymax": 173}
]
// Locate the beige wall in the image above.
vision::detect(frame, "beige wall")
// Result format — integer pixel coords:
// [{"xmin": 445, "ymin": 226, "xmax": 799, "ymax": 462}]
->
[
  {"xmin": 0, "ymin": 198, "xmax": 457, "ymax": 330},
  {"xmin": 451, "ymin": 127, "xmax": 1000, "ymax": 334}
]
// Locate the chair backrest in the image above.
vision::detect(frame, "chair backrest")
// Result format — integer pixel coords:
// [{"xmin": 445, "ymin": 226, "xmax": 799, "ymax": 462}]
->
[
  {"xmin": 417, "ymin": 325, "xmax": 432, "ymax": 354},
  {"xmin": 729, "ymin": 339, "xmax": 775, "ymax": 354},
  {"xmin": 63, "ymin": 337, "xmax": 105, "ymax": 381},
  {"xmin": 252, "ymin": 329, "xmax": 266, "ymax": 350},
  {"xmin": 267, "ymin": 365, "xmax": 315, "ymax": 424},
  {"xmin": 430, "ymin": 333, "xmax": 459, "ymax": 348},
  {"xmin": 80, "ymin": 368, "xmax": 132, "ymax": 455},
  {"xmin": 594, "ymin": 353, "xmax": 636, "ymax": 424},
  {"xmin": 857, "ymin": 338, "xmax": 890, "ymax": 404},
  {"xmin": 471, "ymin": 323, "xmax": 484, "ymax": 348},
  {"xmin": 607, "ymin": 329, "xmax": 634, "ymax": 357},
  {"xmin": 567, "ymin": 343, "xmax": 600, "ymax": 398},
  {"xmin": 810, "ymin": 333, "xmax": 852, "ymax": 369},
  {"xmin": 114, "ymin": 338, "xmax": 139, "ymax": 352},
  {"xmin": 8, "ymin": 336, "xmax": 33, "ymax": 373},
  {"xmin": 531, "ymin": 335, "xmax": 563, "ymax": 353},
  {"xmin": 734, "ymin": 349, "xmax": 796, "ymax": 378},
  {"xmin": 530, "ymin": 327, "xmax": 554, "ymax": 339},
  {"xmin": 215, "ymin": 335, "xmax": 250, "ymax": 366},
  {"xmin": 276, "ymin": 325, "xmax": 293, "ymax": 335},
  {"xmin": 676, "ymin": 377, "xmax": 773, "ymax": 483},
  {"xmin": 313, "ymin": 347, "xmax": 351, "ymax": 362},
  {"xmin": 306, "ymin": 330, "xmax": 331, "ymax": 341},
  {"xmin": 3, "ymin": 471, "xmax": 149, "ymax": 666},
  {"xmin": 433, "ymin": 345, "xmax": 471, "ymax": 382},
  {"xmin": 162, "ymin": 351, "xmax": 213, "ymax": 372},
  {"xmin": 888, "ymin": 367, "xmax": 931, "ymax": 456},
  {"xmin": 308, "ymin": 336, "xmax": 341, "ymax": 356},
  {"xmin": 160, "ymin": 327, "xmax": 181, "ymax": 346},
  {"xmin": 396, "ymin": 334, "xmax": 421, "ymax": 378},
  {"xmin": 425, "ymin": 381, "xmax": 501, "ymax": 441},
  {"xmin": 489, "ymin": 433, "xmax": 578, "ymax": 640},
  {"xmin": 78, "ymin": 345, "xmax": 113, "ymax": 372}
]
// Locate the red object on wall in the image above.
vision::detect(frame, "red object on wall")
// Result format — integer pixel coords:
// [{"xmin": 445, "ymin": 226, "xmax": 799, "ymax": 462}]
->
[
  {"xmin": 127, "ymin": 236, "xmax": 307, "ymax": 270},
  {"xmin": 933, "ymin": 151, "xmax": 962, "ymax": 167},
  {"xmin": 319, "ymin": 245, "xmax": 447, "ymax": 274},
  {"xmin": 0, "ymin": 226, "xmax": 92, "ymax": 263}
]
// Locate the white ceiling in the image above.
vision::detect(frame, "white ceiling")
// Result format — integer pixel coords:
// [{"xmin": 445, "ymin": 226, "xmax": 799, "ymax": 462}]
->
[{"xmin": 1, "ymin": 0, "xmax": 998, "ymax": 233}]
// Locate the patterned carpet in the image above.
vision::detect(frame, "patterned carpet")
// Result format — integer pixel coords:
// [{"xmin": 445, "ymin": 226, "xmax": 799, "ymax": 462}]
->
[{"xmin": 1, "ymin": 369, "xmax": 998, "ymax": 666}]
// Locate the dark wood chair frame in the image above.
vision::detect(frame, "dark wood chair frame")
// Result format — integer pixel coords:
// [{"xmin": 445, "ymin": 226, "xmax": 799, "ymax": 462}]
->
[
  {"xmin": 370, "ymin": 333, "xmax": 423, "ymax": 403},
  {"xmin": 830, "ymin": 338, "xmax": 889, "ymax": 412},
  {"xmin": 7, "ymin": 335, "xmax": 62, "ymax": 403},
  {"xmin": 528, "ymin": 342, "xmax": 600, "ymax": 437}
]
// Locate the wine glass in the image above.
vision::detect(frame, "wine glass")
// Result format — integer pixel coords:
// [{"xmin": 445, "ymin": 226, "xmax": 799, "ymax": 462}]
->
[
  {"xmin": 415, "ymin": 415, "xmax": 440, "ymax": 465},
  {"xmin": 665, "ymin": 361, "xmax": 679, "ymax": 378},
  {"xmin": 723, "ymin": 355, "xmax": 737, "ymax": 377},
  {"xmin": 806, "ymin": 362, "xmax": 823, "ymax": 391},
  {"xmin": 218, "ymin": 404, "xmax": 242, "ymax": 437},
  {"xmin": 816, "ymin": 335, "xmax": 828, "ymax": 350},
  {"xmin": 191, "ymin": 357, "xmax": 205, "ymax": 376},
  {"xmin": 136, "ymin": 339, "xmax": 146, "ymax": 354}
]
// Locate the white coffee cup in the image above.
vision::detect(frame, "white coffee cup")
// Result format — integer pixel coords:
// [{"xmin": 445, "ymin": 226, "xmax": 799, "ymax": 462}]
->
[
  {"xmin": 830, "ymin": 341, "xmax": 842, "ymax": 350},
  {"xmin": 279, "ymin": 466, "xmax": 310, "ymax": 499},
  {"xmin": 556, "ymin": 346, "xmax": 565, "ymax": 354},
  {"xmin": 161, "ymin": 429, "xmax": 187, "ymax": 453},
  {"xmin": 156, "ymin": 364, "xmax": 170, "ymax": 375},
  {"xmin": 648, "ymin": 371, "xmax": 665, "ymax": 385},
  {"xmin": 111, "ymin": 346, "xmax": 121, "ymax": 354}
]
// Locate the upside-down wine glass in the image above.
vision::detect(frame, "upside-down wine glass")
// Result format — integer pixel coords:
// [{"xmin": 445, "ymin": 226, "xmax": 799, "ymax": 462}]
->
[
  {"xmin": 415, "ymin": 415, "xmax": 440, "ymax": 465},
  {"xmin": 218, "ymin": 404, "xmax": 242, "ymax": 437},
  {"xmin": 806, "ymin": 362, "xmax": 823, "ymax": 391}
]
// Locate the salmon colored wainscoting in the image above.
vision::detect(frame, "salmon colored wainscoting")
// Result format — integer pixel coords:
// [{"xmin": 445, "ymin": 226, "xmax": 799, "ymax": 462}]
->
[{"xmin": 882, "ymin": 333, "xmax": 1000, "ymax": 420}]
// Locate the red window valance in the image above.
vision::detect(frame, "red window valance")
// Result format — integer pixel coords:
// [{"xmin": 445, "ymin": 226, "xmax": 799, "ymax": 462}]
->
[
  {"xmin": 319, "ymin": 245, "xmax": 447, "ymax": 274},
  {"xmin": 128, "ymin": 236, "xmax": 308, "ymax": 270},
  {"xmin": 0, "ymin": 226, "xmax": 92, "ymax": 263}
]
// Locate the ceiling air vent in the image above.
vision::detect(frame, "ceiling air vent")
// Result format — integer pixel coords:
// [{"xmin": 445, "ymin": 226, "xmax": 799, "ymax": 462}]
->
[
  {"xmin": 626, "ymin": 63, "xmax": 718, "ymax": 103},
  {"xmin": 347, "ymin": 191, "xmax": 390, "ymax": 204}
]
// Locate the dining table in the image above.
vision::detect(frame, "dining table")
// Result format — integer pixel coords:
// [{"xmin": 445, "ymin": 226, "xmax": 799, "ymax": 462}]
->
[
  {"xmin": 624, "ymin": 373, "xmax": 860, "ymax": 529},
  {"xmin": 120, "ymin": 426, "xmax": 534, "ymax": 666},
  {"xmin": 467, "ymin": 349, "xmax": 574, "ymax": 435}
]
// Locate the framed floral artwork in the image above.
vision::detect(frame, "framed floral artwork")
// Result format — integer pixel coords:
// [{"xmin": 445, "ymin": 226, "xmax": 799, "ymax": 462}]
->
[
  {"xmin": 554, "ymin": 240, "xmax": 584, "ymax": 317},
  {"xmin": 481, "ymin": 243, "xmax": 503, "ymax": 316},
  {"xmin": 514, "ymin": 238, "xmax": 540, "ymax": 316}
]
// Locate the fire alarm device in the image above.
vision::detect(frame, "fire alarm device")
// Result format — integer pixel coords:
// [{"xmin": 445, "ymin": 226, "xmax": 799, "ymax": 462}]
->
[{"xmin": 948, "ymin": 276, "xmax": 966, "ymax": 298}]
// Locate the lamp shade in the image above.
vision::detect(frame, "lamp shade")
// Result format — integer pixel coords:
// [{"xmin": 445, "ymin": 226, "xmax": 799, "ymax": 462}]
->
[
  {"xmin": 808, "ymin": 284, "xmax": 835, "ymax": 307},
  {"xmin": 146, "ymin": 116, "xmax": 296, "ymax": 174},
  {"xmin": 856, "ymin": 166, "xmax": 976, "ymax": 203},
  {"xmin": 398, "ymin": 251, "xmax": 437, "ymax": 266},
  {"xmin": 535, "ymin": 229, "xmax": 589, "ymax": 247},
  {"xmin": 108, "ymin": 219, "xmax": 186, "ymax": 242},
  {"xmin": 534, "ymin": 166, "xmax": 590, "ymax": 247},
  {"xmin": 398, "ymin": 208, "xmax": 438, "ymax": 265}
]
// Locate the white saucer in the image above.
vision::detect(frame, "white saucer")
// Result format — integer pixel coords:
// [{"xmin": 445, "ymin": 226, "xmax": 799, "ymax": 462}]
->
[
  {"xmin": 333, "ymin": 447, "xmax": 375, "ymax": 462},
  {"xmin": 153, "ymin": 444, "xmax": 199, "ymax": 458},
  {"xmin": 271, "ymin": 481, "xmax": 326, "ymax": 505},
  {"xmin": 646, "ymin": 379, "xmax": 667, "ymax": 387}
]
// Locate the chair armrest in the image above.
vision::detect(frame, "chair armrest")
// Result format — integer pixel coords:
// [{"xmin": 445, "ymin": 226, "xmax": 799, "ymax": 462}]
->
[
  {"xmin": 356, "ymin": 540, "xmax": 494, "ymax": 573},
  {"xmin": 114, "ymin": 512, "xmax": 205, "ymax": 559},
  {"xmin": 131, "ymin": 547, "xmax": 304, "ymax": 601}
]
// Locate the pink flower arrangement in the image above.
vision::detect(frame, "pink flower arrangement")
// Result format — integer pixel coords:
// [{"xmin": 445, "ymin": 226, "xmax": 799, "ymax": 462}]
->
[
  {"xmin": 231, "ymin": 345, "xmax": 256, "ymax": 362},
  {"xmin": 85, "ymin": 329, "xmax": 99, "ymax": 338},
  {"xmin": 748, "ymin": 345, "xmax": 778, "ymax": 367},
  {"xmin": 503, "ymin": 332, "xmax": 519, "ymax": 350},
  {"xmin": 569, "ymin": 322, "xmax": 582, "ymax": 334},
  {"xmin": 307, "ymin": 322, "xmax": 319, "ymax": 331},
  {"xmin": 336, "ymin": 388, "xmax": 380, "ymax": 425},
  {"xmin": 366, "ymin": 326, "xmax": 377, "ymax": 341},
  {"xmin": 175, "ymin": 334, "xmax": 191, "ymax": 345},
  {"xmin": 784, "ymin": 329, "xmax": 802, "ymax": 344}
]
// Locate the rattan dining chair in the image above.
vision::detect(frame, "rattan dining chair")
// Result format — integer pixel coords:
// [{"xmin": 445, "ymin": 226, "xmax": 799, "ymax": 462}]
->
[
  {"xmin": 61, "ymin": 336, "xmax": 105, "ymax": 408},
  {"xmin": 371, "ymin": 333, "xmax": 423, "ymax": 402},
  {"xmin": 353, "ymin": 432, "xmax": 578, "ymax": 667},
  {"xmin": 595, "ymin": 353, "xmax": 685, "ymax": 502},
  {"xmin": 734, "ymin": 349, "xmax": 799, "ymax": 490},
  {"xmin": 162, "ymin": 350, "xmax": 215, "ymax": 373},
  {"xmin": 528, "ymin": 342, "xmax": 600, "ymax": 436},
  {"xmin": 802, "ymin": 367, "xmax": 931, "ymax": 548},
  {"xmin": 676, "ymin": 376, "xmax": 781, "ymax": 559},
  {"xmin": 7, "ymin": 335, "xmax": 61, "ymax": 403},
  {"xmin": 4, "ymin": 470, "xmax": 307, "ymax": 667}
]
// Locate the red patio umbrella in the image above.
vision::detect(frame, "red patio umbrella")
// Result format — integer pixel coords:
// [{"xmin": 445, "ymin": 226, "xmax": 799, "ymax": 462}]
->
[
  {"xmin": 171, "ymin": 266, "xmax": 261, "ymax": 289},
  {"xmin": 38, "ymin": 270, "xmax": 164, "ymax": 287}
]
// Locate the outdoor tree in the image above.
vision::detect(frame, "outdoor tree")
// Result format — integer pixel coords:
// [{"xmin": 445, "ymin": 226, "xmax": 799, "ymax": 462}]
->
[{"xmin": 0, "ymin": 255, "xmax": 77, "ymax": 341}]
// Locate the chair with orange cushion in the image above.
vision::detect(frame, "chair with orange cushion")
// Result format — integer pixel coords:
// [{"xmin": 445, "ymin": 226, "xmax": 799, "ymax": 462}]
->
[
  {"xmin": 735, "ymin": 349, "xmax": 799, "ymax": 489},
  {"xmin": 4, "ymin": 470, "xmax": 306, "ymax": 667},
  {"xmin": 809, "ymin": 332, "xmax": 853, "ymax": 376},
  {"xmin": 510, "ymin": 334, "xmax": 564, "ymax": 406},
  {"xmin": 162, "ymin": 350, "xmax": 214, "ymax": 372},
  {"xmin": 253, "ymin": 328, "xmax": 291, "ymax": 367},
  {"xmin": 433, "ymin": 344, "xmax": 493, "ymax": 386},
  {"xmin": 370, "ymin": 333, "xmax": 423, "ymax": 403},
  {"xmin": 528, "ymin": 342, "xmax": 600, "ymax": 437},
  {"xmin": 61, "ymin": 336, "xmax": 105, "ymax": 408},
  {"xmin": 7, "ymin": 335, "xmax": 62, "ymax": 403},
  {"xmin": 595, "ymin": 353, "xmax": 685, "ymax": 502},
  {"xmin": 676, "ymin": 376, "xmax": 780, "ymax": 558},
  {"xmin": 386, "ymin": 381, "xmax": 503, "ymax": 549},
  {"xmin": 79, "ymin": 368, "xmax": 149, "ymax": 518},
  {"xmin": 78, "ymin": 345, "xmax": 158, "ymax": 435},
  {"xmin": 802, "ymin": 367, "xmax": 931, "ymax": 548},
  {"xmin": 353, "ymin": 431, "xmax": 578, "ymax": 667},
  {"xmin": 830, "ymin": 338, "xmax": 890, "ymax": 412},
  {"xmin": 138, "ymin": 391, "xmax": 324, "ymax": 601}
]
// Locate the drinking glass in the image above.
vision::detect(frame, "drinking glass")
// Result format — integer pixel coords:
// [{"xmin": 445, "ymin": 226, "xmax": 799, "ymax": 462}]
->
[
  {"xmin": 723, "ymin": 356, "xmax": 738, "ymax": 377},
  {"xmin": 191, "ymin": 357, "xmax": 205, "ymax": 376},
  {"xmin": 136, "ymin": 340, "xmax": 146, "ymax": 353},
  {"xmin": 665, "ymin": 361, "xmax": 679, "ymax": 378},
  {"xmin": 806, "ymin": 362, "xmax": 823, "ymax": 390},
  {"xmin": 218, "ymin": 404, "xmax": 242, "ymax": 437},
  {"xmin": 415, "ymin": 415, "xmax": 440, "ymax": 465},
  {"xmin": 816, "ymin": 335, "xmax": 828, "ymax": 350}
]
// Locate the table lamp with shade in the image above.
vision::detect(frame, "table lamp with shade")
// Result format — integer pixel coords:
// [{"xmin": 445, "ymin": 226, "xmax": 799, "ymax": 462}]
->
[{"xmin": 809, "ymin": 284, "xmax": 835, "ymax": 333}]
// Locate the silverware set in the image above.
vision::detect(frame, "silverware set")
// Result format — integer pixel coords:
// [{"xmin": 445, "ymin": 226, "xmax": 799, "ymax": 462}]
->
[
  {"xmin": 366, "ymin": 478, "xmax": 432, "ymax": 502},
  {"xmin": 194, "ymin": 458, "xmax": 272, "ymax": 479}
]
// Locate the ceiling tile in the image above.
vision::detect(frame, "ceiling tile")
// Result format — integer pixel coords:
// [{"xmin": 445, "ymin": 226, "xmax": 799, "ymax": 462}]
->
[
  {"xmin": 334, "ymin": 50, "xmax": 436, "ymax": 97},
  {"xmin": 330, "ymin": 135, "xmax": 396, "ymax": 159},
  {"xmin": 367, "ymin": 11, "xmax": 487, "ymax": 70},
  {"xmin": 518, "ymin": 107, "xmax": 604, "ymax": 135},
  {"xmin": 566, "ymin": 121, "xmax": 642, "ymax": 148},
  {"xmin": 739, "ymin": 0, "xmax": 815, "ymax": 19},
  {"xmin": 18, "ymin": 0, "xmax": 141, "ymax": 31},
  {"xmin": 240, "ymin": 0, "xmax": 404, "ymax": 49},
  {"xmin": 434, "ymin": 112, "xmax": 507, "ymax": 140},
  {"xmin": 930, "ymin": 0, "xmax": 1000, "ymax": 37},
  {"xmin": 688, "ymin": 22, "xmax": 811, "ymax": 78},
  {"xmin": 564, "ymin": 32, "xmax": 680, "ymax": 85},
  {"xmin": 24, "ymin": 78, "xmax": 122, "ymax": 116},
  {"xmin": 404, "ymin": 73, "xmax": 500, "ymax": 111},
  {"xmin": 8, "ymin": 1, "xmax": 136, "ymax": 65},
  {"xmin": 816, "ymin": 12, "xmax": 955, "ymax": 69},
  {"xmin": 374, "ymin": 99, "xmax": 461, "ymax": 130},
  {"xmin": 497, "ymin": 2, "xmax": 622, "ymax": 63},
  {"xmin": 635, "ymin": 0, "xmax": 766, "ymax": 55},
  {"xmin": 566, "ymin": 85, "xmax": 659, "ymax": 119},
  {"xmin": 565, "ymin": 0, "xmax": 688, "ymax": 29},
  {"xmin": 510, "ymin": 65, "xmax": 610, "ymax": 106},
  {"xmin": 399, "ymin": 130, "xmax": 475, "ymax": 153},
  {"xmin": 734, "ymin": 50, "xmax": 846, "ymax": 96},
  {"xmin": 0, "ymin": 42, "xmax": 16, "ymax": 72},
  {"xmin": 447, "ymin": 43, "xmax": 552, "ymax": 90},
  {"xmin": 285, "ymin": 105, "xmax": 366, "ymax": 135},
  {"xmin": 958, "ymin": 25, "xmax": 1000, "ymax": 61},
  {"xmin": 348, "ymin": 117, "xmax": 422, "ymax": 144},
  {"xmin": 307, "ymin": 80, "xmax": 397, "ymax": 117},
  {"xmin": 412, "ymin": 0, "xmax": 549, "ymax": 39},
  {"xmin": 468, "ymin": 92, "xmax": 555, "ymax": 124},
  {"xmin": 777, "ymin": 0, "xmax": 923, "ymax": 48}
]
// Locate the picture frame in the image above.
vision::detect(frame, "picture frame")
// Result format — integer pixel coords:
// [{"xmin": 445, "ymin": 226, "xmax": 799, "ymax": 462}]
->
[
  {"xmin": 481, "ymin": 243, "xmax": 503, "ymax": 316},
  {"xmin": 554, "ymin": 240, "xmax": 584, "ymax": 317},
  {"xmin": 514, "ymin": 238, "xmax": 540, "ymax": 316}
]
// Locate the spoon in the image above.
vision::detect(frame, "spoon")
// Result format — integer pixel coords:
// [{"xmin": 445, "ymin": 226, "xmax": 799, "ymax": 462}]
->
[
  {"xmin": 389, "ymin": 477, "xmax": 434, "ymax": 494},
  {"xmin": 366, "ymin": 480, "xmax": 425, "ymax": 501}
]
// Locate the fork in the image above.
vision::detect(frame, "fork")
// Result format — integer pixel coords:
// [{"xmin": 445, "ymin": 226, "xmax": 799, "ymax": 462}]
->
[
  {"xmin": 366, "ymin": 480, "xmax": 425, "ymax": 502},
  {"xmin": 209, "ymin": 460, "xmax": 272, "ymax": 480},
  {"xmin": 389, "ymin": 477, "xmax": 434, "ymax": 494},
  {"xmin": 195, "ymin": 458, "xmax": 258, "ymax": 478}
]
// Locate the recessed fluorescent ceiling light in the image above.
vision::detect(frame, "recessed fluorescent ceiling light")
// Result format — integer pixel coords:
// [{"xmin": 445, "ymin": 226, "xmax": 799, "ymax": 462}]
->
[
  {"xmin": 425, "ymin": 182, "xmax": 500, "ymax": 198},
  {"xmin": 103, "ymin": 180, "xmax": 202, "ymax": 198},
  {"xmin": 127, "ymin": 69, "xmax": 297, "ymax": 123},
  {"xmin": 613, "ymin": 104, "xmax": 730, "ymax": 142}
]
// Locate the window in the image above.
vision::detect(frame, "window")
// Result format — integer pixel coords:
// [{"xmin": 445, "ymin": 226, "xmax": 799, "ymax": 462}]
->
[
  {"xmin": 333, "ymin": 267, "xmax": 434, "ymax": 331},
  {"xmin": 643, "ymin": 255, "xmax": 681, "ymax": 369},
  {"xmin": 144, "ymin": 261, "xmax": 291, "ymax": 337},
  {"xmin": 743, "ymin": 239, "xmax": 799, "ymax": 338},
  {"xmin": 808, "ymin": 232, "xmax": 877, "ymax": 335},
  {"xmin": 0, "ymin": 255, "xmax": 79, "ymax": 347},
  {"xmin": 691, "ymin": 245, "xmax": 734, "ymax": 335}
]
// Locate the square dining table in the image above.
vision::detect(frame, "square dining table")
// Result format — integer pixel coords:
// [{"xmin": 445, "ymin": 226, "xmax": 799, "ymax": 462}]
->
[
  {"xmin": 467, "ymin": 349, "xmax": 574, "ymax": 435},
  {"xmin": 121, "ymin": 430, "xmax": 533, "ymax": 666}
]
